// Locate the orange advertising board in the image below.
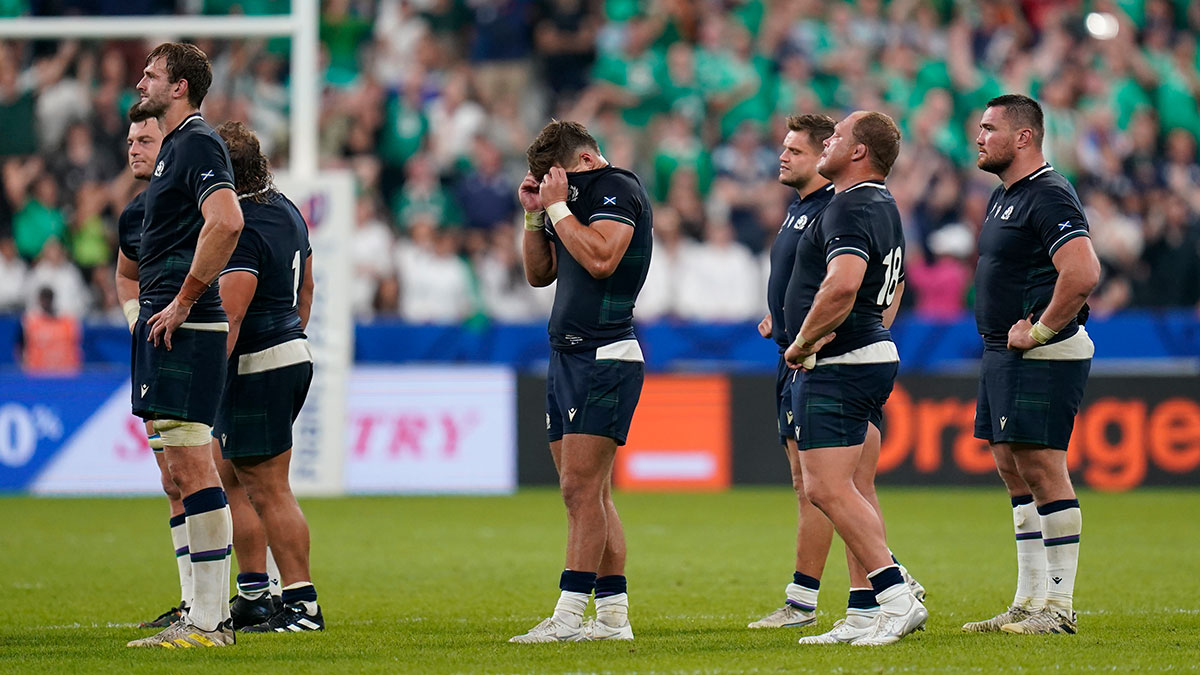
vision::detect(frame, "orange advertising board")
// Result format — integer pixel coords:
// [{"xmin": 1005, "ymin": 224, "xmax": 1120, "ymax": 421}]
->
[{"xmin": 615, "ymin": 375, "xmax": 730, "ymax": 491}]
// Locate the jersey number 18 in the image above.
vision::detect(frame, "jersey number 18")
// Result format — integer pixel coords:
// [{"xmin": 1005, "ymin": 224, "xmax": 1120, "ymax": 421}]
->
[{"xmin": 875, "ymin": 246, "xmax": 902, "ymax": 306}]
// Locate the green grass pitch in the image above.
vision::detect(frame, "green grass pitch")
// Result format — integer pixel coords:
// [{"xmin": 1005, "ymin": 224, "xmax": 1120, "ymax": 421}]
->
[{"xmin": 1, "ymin": 488, "xmax": 1198, "ymax": 673}]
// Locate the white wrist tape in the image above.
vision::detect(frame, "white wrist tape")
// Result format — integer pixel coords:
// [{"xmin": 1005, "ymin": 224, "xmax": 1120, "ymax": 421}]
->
[
  {"xmin": 123, "ymin": 299, "xmax": 140, "ymax": 330},
  {"xmin": 545, "ymin": 201, "xmax": 572, "ymax": 226}
]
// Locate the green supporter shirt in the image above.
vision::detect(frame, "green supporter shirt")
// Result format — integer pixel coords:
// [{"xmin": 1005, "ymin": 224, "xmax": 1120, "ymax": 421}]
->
[
  {"xmin": 591, "ymin": 49, "xmax": 667, "ymax": 127},
  {"xmin": 379, "ymin": 96, "xmax": 428, "ymax": 168},
  {"xmin": 13, "ymin": 201, "xmax": 66, "ymax": 261}
]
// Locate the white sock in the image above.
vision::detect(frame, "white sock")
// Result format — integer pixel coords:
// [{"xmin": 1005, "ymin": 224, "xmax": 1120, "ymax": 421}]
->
[
  {"xmin": 551, "ymin": 590, "xmax": 588, "ymax": 628},
  {"xmin": 184, "ymin": 500, "xmax": 233, "ymax": 632},
  {"xmin": 1040, "ymin": 501, "xmax": 1082, "ymax": 613},
  {"xmin": 266, "ymin": 547, "xmax": 282, "ymax": 600},
  {"xmin": 868, "ymin": 566, "xmax": 914, "ymax": 616},
  {"xmin": 1013, "ymin": 499, "xmax": 1047, "ymax": 611},
  {"xmin": 169, "ymin": 515, "xmax": 193, "ymax": 607},
  {"xmin": 785, "ymin": 582, "xmax": 818, "ymax": 614},
  {"xmin": 595, "ymin": 592, "xmax": 629, "ymax": 626},
  {"xmin": 845, "ymin": 607, "xmax": 878, "ymax": 629}
]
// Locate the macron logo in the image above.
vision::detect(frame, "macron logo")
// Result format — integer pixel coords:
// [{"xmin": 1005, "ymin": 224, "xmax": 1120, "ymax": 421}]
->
[
  {"xmin": 140, "ymin": 384, "xmax": 149, "ymax": 399},
  {"xmin": 999, "ymin": 416, "xmax": 1008, "ymax": 430},
  {"xmin": 568, "ymin": 408, "xmax": 578, "ymax": 422},
  {"xmin": 603, "ymin": 196, "xmax": 616, "ymax": 205},
  {"xmin": 201, "ymin": 170, "xmax": 214, "ymax": 180},
  {"xmin": 1058, "ymin": 220, "xmax": 1070, "ymax": 230}
]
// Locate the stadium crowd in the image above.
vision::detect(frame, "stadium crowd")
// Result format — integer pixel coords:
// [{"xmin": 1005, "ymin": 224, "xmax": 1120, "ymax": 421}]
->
[{"xmin": 1, "ymin": 0, "xmax": 1199, "ymax": 327}]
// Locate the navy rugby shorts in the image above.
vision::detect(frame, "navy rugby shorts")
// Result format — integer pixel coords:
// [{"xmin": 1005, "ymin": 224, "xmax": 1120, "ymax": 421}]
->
[
  {"xmin": 789, "ymin": 362, "xmax": 897, "ymax": 451},
  {"xmin": 974, "ymin": 348, "xmax": 1090, "ymax": 450},
  {"xmin": 546, "ymin": 342, "xmax": 644, "ymax": 446}
]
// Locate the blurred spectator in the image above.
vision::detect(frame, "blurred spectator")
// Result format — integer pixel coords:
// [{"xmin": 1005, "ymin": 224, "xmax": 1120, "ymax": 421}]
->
[
  {"xmin": 425, "ymin": 68, "xmax": 487, "ymax": 172},
  {"xmin": 392, "ymin": 152, "xmax": 462, "ymax": 230},
  {"xmin": 454, "ymin": 134, "xmax": 517, "ymax": 232},
  {"xmin": 18, "ymin": 286, "xmax": 81, "ymax": 374},
  {"xmin": 474, "ymin": 226, "xmax": 550, "ymax": 321},
  {"xmin": 1135, "ymin": 194, "xmax": 1200, "ymax": 308},
  {"xmin": 8, "ymin": 165, "xmax": 67, "ymax": 261},
  {"xmin": 905, "ymin": 223, "xmax": 973, "ymax": 321},
  {"xmin": 0, "ymin": 237, "xmax": 27, "ymax": 312},
  {"xmin": 395, "ymin": 215, "xmax": 476, "ymax": 323},
  {"xmin": 468, "ymin": 0, "xmax": 535, "ymax": 110},
  {"xmin": 350, "ymin": 195, "xmax": 398, "ymax": 317},
  {"xmin": 635, "ymin": 205, "xmax": 691, "ymax": 321},
  {"xmin": 675, "ymin": 219, "xmax": 759, "ymax": 322},
  {"xmin": 24, "ymin": 237, "xmax": 89, "ymax": 318},
  {"xmin": 533, "ymin": 0, "xmax": 598, "ymax": 97}
]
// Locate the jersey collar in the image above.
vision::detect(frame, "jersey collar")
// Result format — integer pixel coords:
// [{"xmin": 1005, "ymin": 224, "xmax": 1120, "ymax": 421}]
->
[
  {"xmin": 841, "ymin": 180, "xmax": 887, "ymax": 194},
  {"xmin": 164, "ymin": 112, "xmax": 204, "ymax": 142},
  {"xmin": 798, "ymin": 182, "xmax": 835, "ymax": 202},
  {"xmin": 1007, "ymin": 163, "xmax": 1054, "ymax": 191}
]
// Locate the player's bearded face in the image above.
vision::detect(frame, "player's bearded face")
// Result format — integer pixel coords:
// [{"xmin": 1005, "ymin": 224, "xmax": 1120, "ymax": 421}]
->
[
  {"xmin": 136, "ymin": 58, "xmax": 171, "ymax": 118},
  {"xmin": 976, "ymin": 108, "xmax": 1016, "ymax": 174}
]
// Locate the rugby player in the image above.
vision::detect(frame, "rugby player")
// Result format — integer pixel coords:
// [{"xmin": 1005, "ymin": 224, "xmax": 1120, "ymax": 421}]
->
[
  {"xmin": 963, "ymin": 94, "xmax": 1097, "ymax": 636},
  {"xmin": 114, "ymin": 103, "xmax": 195, "ymax": 630},
  {"xmin": 782, "ymin": 111, "xmax": 926, "ymax": 646},
  {"xmin": 508, "ymin": 121, "xmax": 652, "ymax": 643},
  {"xmin": 751, "ymin": 113, "xmax": 926, "ymax": 633},
  {"xmin": 125, "ymin": 42, "xmax": 244, "ymax": 649},
  {"xmin": 212, "ymin": 121, "xmax": 323, "ymax": 633}
]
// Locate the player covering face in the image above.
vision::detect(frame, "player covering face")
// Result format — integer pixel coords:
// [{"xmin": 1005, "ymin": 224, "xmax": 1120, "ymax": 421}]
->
[{"xmin": 509, "ymin": 120, "xmax": 652, "ymax": 643}]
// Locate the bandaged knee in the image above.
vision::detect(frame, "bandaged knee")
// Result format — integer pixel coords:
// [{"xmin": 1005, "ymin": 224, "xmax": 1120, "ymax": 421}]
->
[
  {"xmin": 147, "ymin": 432, "xmax": 165, "ymax": 451},
  {"xmin": 153, "ymin": 419, "xmax": 213, "ymax": 447}
]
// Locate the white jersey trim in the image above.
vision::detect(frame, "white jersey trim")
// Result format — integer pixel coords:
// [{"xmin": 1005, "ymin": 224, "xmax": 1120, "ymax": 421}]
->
[
  {"xmin": 237, "ymin": 338, "xmax": 314, "ymax": 375},
  {"xmin": 817, "ymin": 339, "xmax": 899, "ymax": 366},
  {"xmin": 843, "ymin": 182, "xmax": 887, "ymax": 193},
  {"xmin": 595, "ymin": 339, "xmax": 644, "ymax": 363},
  {"xmin": 1022, "ymin": 325, "xmax": 1094, "ymax": 361},
  {"xmin": 179, "ymin": 321, "xmax": 229, "ymax": 332}
]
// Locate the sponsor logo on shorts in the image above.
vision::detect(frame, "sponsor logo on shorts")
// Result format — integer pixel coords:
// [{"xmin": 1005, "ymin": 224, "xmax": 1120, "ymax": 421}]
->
[
  {"xmin": 568, "ymin": 408, "xmax": 578, "ymax": 422},
  {"xmin": 999, "ymin": 416, "xmax": 1008, "ymax": 430},
  {"xmin": 140, "ymin": 384, "xmax": 149, "ymax": 398}
]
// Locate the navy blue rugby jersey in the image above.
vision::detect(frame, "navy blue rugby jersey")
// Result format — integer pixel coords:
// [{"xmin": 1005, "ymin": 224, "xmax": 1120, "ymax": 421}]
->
[
  {"xmin": 543, "ymin": 165, "xmax": 653, "ymax": 352},
  {"xmin": 782, "ymin": 181, "xmax": 905, "ymax": 358},
  {"xmin": 138, "ymin": 113, "xmax": 236, "ymax": 322},
  {"xmin": 766, "ymin": 183, "xmax": 835, "ymax": 351},
  {"xmin": 974, "ymin": 164, "xmax": 1089, "ymax": 349},
  {"xmin": 117, "ymin": 189, "xmax": 146, "ymax": 261},
  {"xmin": 221, "ymin": 192, "xmax": 312, "ymax": 357}
]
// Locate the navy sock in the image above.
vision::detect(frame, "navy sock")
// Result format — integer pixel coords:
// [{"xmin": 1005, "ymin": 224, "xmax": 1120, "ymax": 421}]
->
[
  {"xmin": 168, "ymin": 513, "xmax": 186, "ymax": 528},
  {"xmin": 237, "ymin": 572, "xmax": 270, "ymax": 598},
  {"xmin": 181, "ymin": 486, "xmax": 227, "ymax": 516},
  {"xmin": 595, "ymin": 575, "xmax": 627, "ymax": 598},
  {"xmin": 848, "ymin": 589, "xmax": 879, "ymax": 610},
  {"xmin": 559, "ymin": 569, "xmax": 597, "ymax": 594},
  {"xmin": 282, "ymin": 584, "xmax": 318, "ymax": 605},
  {"xmin": 1036, "ymin": 498, "xmax": 1080, "ymax": 516},
  {"xmin": 868, "ymin": 566, "xmax": 905, "ymax": 595},
  {"xmin": 792, "ymin": 572, "xmax": 820, "ymax": 590},
  {"xmin": 1011, "ymin": 493, "xmax": 1034, "ymax": 508}
]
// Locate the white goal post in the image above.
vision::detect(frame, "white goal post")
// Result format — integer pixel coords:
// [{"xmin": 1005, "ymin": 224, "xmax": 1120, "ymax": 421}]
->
[{"xmin": 0, "ymin": 5, "xmax": 353, "ymax": 496}]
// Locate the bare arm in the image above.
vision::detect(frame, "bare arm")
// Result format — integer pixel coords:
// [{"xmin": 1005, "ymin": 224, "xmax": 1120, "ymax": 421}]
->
[
  {"xmin": 784, "ymin": 254, "xmax": 867, "ymax": 365},
  {"xmin": 146, "ymin": 188, "xmax": 244, "ymax": 349},
  {"xmin": 115, "ymin": 250, "xmax": 139, "ymax": 305},
  {"xmin": 551, "ymin": 217, "xmax": 634, "ymax": 280},
  {"xmin": 218, "ymin": 271, "xmax": 257, "ymax": 358},
  {"xmin": 1007, "ymin": 237, "xmax": 1100, "ymax": 351},
  {"xmin": 517, "ymin": 172, "xmax": 557, "ymax": 286},
  {"xmin": 115, "ymin": 250, "xmax": 140, "ymax": 331},
  {"xmin": 882, "ymin": 280, "xmax": 905, "ymax": 330},
  {"xmin": 299, "ymin": 253, "xmax": 315, "ymax": 330}
]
